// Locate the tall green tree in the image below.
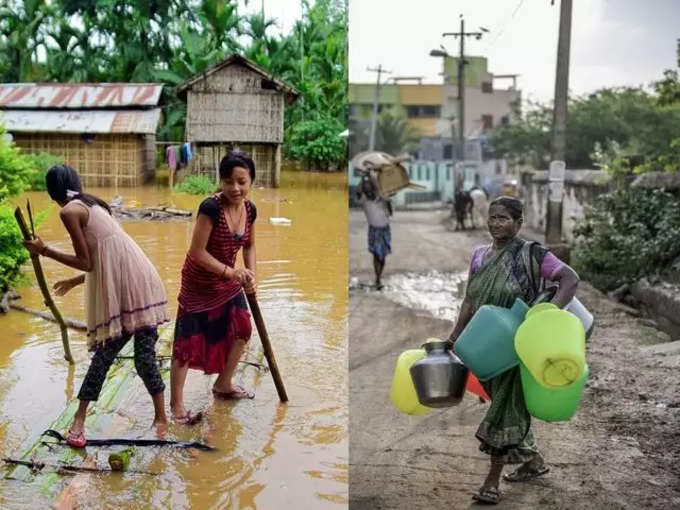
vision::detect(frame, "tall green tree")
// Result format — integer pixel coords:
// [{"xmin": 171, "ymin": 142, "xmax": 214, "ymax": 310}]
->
[{"xmin": 0, "ymin": 0, "xmax": 348, "ymax": 166}]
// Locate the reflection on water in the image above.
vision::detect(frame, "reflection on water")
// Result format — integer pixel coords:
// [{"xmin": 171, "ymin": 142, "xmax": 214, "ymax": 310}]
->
[
  {"xmin": 0, "ymin": 172, "xmax": 348, "ymax": 509},
  {"xmin": 350, "ymin": 271, "xmax": 467, "ymax": 322}
]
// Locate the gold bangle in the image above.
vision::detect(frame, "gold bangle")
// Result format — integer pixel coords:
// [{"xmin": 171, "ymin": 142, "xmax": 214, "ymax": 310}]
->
[{"xmin": 221, "ymin": 265, "xmax": 228, "ymax": 279}]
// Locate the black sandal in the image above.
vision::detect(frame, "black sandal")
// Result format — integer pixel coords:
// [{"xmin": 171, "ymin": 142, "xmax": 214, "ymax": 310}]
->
[
  {"xmin": 472, "ymin": 486, "xmax": 502, "ymax": 504},
  {"xmin": 503, "ymin": 464, "xmax": 550, "ymax": 482}
]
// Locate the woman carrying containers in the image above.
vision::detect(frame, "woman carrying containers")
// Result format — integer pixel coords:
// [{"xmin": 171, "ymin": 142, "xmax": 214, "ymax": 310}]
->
[{"xmin": 447, "ymin": 196, "xmax": 580, "ymax": 504}]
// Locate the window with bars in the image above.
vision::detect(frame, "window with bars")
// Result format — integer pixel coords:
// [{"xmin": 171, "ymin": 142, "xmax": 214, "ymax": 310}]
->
[{"xmin": 406, "ymin": 105, "xmax": 441, "ymax": 118}]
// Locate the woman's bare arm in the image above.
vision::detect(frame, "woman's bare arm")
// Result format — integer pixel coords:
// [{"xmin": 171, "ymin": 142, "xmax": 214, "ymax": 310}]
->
[{"xmin": 550, "ymin": 265, "xmax": 580, "ymax": 308}]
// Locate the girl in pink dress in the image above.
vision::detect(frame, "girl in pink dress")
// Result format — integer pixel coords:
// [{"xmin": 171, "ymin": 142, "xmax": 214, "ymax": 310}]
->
[{"xmin": 24, "ymin": 165, "xmax": 170, "ymax": 447}]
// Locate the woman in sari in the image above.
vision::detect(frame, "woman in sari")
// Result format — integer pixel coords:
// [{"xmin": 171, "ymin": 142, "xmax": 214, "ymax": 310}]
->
[{"xmin": 448, "ymin": 196, "xmax": 580, "ymax": 504}]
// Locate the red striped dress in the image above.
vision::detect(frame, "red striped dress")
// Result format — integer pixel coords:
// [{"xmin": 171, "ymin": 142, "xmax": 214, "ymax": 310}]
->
[{"xmin": 172, "ymin": 194, "xmax": 256, "ymax": 374}]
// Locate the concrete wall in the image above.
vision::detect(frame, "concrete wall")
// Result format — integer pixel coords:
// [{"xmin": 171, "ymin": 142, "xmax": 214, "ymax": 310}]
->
[
  {"xmin": 442, "ymin": 84, "xmax": 519, "ymax": 137},
  {"xmin": 519, "ymin": 168, "xmax": 613, "ymax": 242}
]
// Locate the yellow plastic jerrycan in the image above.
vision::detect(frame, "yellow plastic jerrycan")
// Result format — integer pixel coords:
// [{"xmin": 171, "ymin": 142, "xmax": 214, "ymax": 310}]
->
[
  {"xmin": 514, "ymin": 303, "xmax": 586, "ymax": 388},
  {"xmin": 390, "ymin": 349, "xmax": 433, "ymax": 416}
]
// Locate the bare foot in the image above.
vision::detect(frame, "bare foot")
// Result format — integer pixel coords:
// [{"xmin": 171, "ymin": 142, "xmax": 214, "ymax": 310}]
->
[{"xmin": 153, "ymin": 420, "xmax": 168, "ymax": 438}]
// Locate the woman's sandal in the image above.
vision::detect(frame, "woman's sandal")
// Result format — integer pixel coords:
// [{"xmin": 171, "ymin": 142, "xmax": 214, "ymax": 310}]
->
[
  {"xmin": 65, "ymin": 428, "xmax": 86, "ymax": 448},
  {"xmin": 172, "ymin": 411, "xmax": 203, "ymax": 426},
  {"xmin": 212, "ymin": 385, "xmax": 255, "ymax": 400},
  {"xmin": 503, "ymin": 464, "xmax": 550, "ymax": 482},
  {"xmin": 472, "ymin": 486, "xmax": 502, "ymax": 504}
]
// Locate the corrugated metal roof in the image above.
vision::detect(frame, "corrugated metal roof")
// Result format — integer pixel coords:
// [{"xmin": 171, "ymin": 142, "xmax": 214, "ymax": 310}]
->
[
  {"xmin": 0, "ymin": 108, "xmax": 161, "ymax": 134},
  {"xmin": 0, "ymin": 83, "xmax": 162, "ymax": 109}
]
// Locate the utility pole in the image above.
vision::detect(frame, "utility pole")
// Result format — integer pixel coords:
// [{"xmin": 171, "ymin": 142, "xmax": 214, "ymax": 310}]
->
[
  {"xmin": 546, "ymin": 0, "xmax": 572, "ymax": 251},
  {"xmin": 367, "ymin": 64, "xmax": 391, "ymax": 151},
  {"xmin": 443, "ymin": 16, "xmax": 487, "ymax": 162}
]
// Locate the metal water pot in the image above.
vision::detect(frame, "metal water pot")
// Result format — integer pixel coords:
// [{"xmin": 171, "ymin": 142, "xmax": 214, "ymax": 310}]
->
[{"xmin": 410, "ymin": 339, "xmax": 469, "ymax": 408}]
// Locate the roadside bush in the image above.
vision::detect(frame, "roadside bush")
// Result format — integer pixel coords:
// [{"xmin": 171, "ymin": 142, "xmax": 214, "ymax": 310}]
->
[
  {"xmin": 573, "ymin": 187, "xmax": 680, "ymax": 290},
  {"xmin": 174, "ymin": 174, "xmax": 215, "ymax": 195}
]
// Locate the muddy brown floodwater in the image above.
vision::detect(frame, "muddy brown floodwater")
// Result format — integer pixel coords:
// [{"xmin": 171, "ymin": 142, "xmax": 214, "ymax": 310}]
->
[{"xmin": 0, "ymin": 172, "xmax": 348, "ymax": 509}]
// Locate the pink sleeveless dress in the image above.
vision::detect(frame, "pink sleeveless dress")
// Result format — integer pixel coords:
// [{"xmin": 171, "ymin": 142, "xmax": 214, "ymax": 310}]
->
[{"xmin": 64, "ymin": 200, "xmax": 169, "ymax": 349}]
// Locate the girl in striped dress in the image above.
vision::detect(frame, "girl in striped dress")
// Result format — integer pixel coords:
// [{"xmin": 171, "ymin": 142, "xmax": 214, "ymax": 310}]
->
[{"xmin": 170, "ymin": 152, "xmax": 257, "ymax": 424}]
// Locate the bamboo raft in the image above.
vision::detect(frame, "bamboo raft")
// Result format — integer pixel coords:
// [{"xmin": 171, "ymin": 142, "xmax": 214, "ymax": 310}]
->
[
  {"xmin": 3, "ymin": 324, "xmax": 265, "ymax": 497},
  {"xmin": 3, "ymin": 327, "xmax": 178, "ymax": 490}
]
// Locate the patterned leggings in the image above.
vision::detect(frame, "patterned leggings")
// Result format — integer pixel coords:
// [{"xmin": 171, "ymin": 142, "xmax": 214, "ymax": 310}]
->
[{"xmin": 78, "ymin": 327, "xmax": 165, "ymax": 402}]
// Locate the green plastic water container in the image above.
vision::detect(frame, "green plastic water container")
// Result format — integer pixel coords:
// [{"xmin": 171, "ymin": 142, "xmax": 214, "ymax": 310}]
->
[
  {"xmin": 514, "ymin": 303, "xmax": 586, "ymax": 388},
  {"xmin": 521, "ymin": 362, "xmax": 589, "ymax": 422},
  {"xmin": 454, "ymin": 298, "xmax": 529, "ymax": 381},
  {"xmin": 390, "ymin": 348, "xmax": 433, "ymax": 416}
]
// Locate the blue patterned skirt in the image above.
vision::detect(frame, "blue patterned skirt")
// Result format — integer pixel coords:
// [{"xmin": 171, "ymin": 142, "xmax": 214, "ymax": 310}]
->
[{"xmin": 368, "ymin": 225, "xmax": 392, "ymax": 260}]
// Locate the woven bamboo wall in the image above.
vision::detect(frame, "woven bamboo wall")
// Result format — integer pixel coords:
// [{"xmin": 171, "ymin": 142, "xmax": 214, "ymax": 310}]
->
[
  {"xmin": 189, "ymin": 142, "xmax": 279, "ymax": 188},
  {"xmin": 13, "ymin": 133, "xmax": 147, "ymax": 187},
  {"xmin": 186, "ymin": 65, "xmax": 284, "ymax": 143}
]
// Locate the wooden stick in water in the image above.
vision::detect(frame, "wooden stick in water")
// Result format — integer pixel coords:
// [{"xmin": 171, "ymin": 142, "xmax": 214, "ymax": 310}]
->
[
  {"xmin": 14, "ymin": 207, "xmax": 74, "ymax": 364},
  {"xmin": 246, "ymin": 293, "xmax": 288, "ymax": 402},
  {"xmin": 26, "ymin": 199, "xmax": 35, "ymax": 238},
  {"xmin": 9, "ymin": 303, "xmax": 86, "ymax": 331}
]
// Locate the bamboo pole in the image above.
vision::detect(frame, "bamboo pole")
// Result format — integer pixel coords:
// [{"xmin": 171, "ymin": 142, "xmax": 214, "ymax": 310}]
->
[
  {"xmin": 14, "ymin": 207, "xmax": 74, "ymax": 364},
  {"xmin": 246, "ymin": 293, "xmax": 288, "ymax": 402}
]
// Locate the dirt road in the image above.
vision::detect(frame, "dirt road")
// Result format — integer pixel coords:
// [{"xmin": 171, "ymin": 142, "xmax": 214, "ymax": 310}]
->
[{"xmin": 349, "ymin": 209, "xmax": 680, "ymax": 509}]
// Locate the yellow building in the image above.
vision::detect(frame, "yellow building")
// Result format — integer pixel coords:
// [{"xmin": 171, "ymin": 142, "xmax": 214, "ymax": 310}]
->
[
  {"xmin": 349, "ymin": 56, "xmax": 520, "ymax": 145},
  {"xmin": 348, "ymin": 82, "xmax": 443, "ymax": 137}
]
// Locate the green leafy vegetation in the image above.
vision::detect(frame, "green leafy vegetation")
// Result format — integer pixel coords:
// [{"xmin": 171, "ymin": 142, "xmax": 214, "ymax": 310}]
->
[
  {"xmin": 573, "ymin": 188, "xmax": 680, "ymax": 291},
  {"xmin": 0, "ymin": 0, "xmax": 347, "ymax": 168},
  {"xmin": 174, "ymin": 174, "xmax": 216, "ymax": 195}
]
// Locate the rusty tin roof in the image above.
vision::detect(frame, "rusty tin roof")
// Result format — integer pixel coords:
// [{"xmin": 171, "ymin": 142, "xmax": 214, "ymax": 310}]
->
[
  {"xmin": 0, "ymin": 83, "xmax": 163, "ymax": 109},
  {"xmin": 1, "ymin": 108, "xmax": 161, "ymax": 134}
]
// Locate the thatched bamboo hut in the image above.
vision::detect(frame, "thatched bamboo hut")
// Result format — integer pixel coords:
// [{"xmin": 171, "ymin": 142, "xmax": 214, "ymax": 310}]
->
[
  {"xmin": 0, "ymin": 83, "xmax": 162, "ymax": 187},
  {"xmin": 177, "ymin": 54, "xmax": 300, "ymax": 188}
]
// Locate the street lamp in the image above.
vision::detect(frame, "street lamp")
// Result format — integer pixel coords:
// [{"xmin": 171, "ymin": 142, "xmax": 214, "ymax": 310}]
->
[{"xmin": 430, "ymin": 47, "xmax": 458, "ymax": 156}]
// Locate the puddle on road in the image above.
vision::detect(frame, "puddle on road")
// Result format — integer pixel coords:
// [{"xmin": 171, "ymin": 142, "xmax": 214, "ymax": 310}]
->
[{"xmin": 350, "ymin": 271, "xmax": 467, "ymax": 323}]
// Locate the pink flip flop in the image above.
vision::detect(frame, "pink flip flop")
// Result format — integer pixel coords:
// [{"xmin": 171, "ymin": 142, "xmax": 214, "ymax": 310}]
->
[{"xmin": 66, "ymin": 428, "xmax": 86, "ymax": 448}]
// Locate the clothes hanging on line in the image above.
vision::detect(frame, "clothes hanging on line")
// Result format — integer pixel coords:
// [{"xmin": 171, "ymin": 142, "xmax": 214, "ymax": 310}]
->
[
  {"xmin": 180, "ymin": 143, "xmax": 193, "ymax": 165},
  {"xmin": 165, "ymin": 145, "xmax": 177, "ymax": 171}
]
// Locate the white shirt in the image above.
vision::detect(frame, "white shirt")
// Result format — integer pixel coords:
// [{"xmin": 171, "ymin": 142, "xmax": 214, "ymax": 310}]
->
[{"xmin": 358, "ymin": 194, "xmax": 390, "ymax": 227}]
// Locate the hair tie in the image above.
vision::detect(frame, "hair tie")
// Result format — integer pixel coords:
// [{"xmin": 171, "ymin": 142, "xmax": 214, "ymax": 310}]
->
[{"xmin": 66, "ymin": 189, "xmax": 79, "ymax": 199}]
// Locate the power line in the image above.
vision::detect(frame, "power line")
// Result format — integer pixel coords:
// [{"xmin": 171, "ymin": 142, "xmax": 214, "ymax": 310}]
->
[{"xmin": 484, "ymin": 0, "xmax": 526, "ymax": 51}]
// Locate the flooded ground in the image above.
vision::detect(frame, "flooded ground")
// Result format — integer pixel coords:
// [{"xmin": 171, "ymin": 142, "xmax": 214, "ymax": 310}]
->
[
  {"xmin": 0, "ymin": 171, "xmax": 348, "ymax": 509},
  {"xmin": 350, "ymin": 271, "xmax": 466, "ymax": 323}
]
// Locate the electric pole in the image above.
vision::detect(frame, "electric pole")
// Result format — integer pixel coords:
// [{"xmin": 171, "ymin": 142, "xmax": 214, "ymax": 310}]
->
[
  {"xmin": 367, "ymin": 65, "xmax": 391, "ymax": 151},
  {"xmin": 546, "ymin": 0, "xmax": 572, "ymax": 248},
  {"xmin": 443, "ymin": 16, "xmax": 487, "ymax": 161}
]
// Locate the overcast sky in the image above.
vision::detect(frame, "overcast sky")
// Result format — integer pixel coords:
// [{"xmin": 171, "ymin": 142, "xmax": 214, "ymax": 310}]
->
[
  {"xmin": 348, "ymin": 0, "xmax": 680, "ymax": 103},
  {"xmin": 240, "ymin": 0, "xmax": 305, "ymax": 37}
]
